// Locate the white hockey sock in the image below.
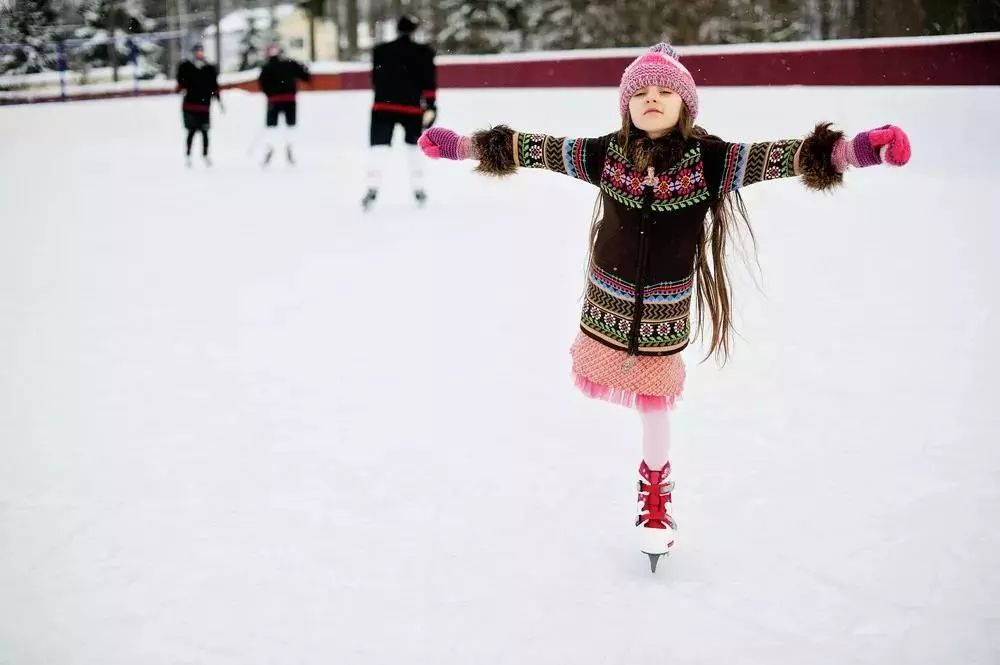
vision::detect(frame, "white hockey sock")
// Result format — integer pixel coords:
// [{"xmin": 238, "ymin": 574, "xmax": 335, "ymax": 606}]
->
[
  {"xmin": 264, "ymin": 126, "xmax": 279, "ymax": 151},
  {"xmin": 406, "ymin": 144, "xmax": 425, "ymax": 192},
  {"xmin": 366, "ymin": 145, "xmax": 391, "ymax": 191},
  {"xmin": 640, "ymin": 408, "xmax": 671, "ymax": 469}
]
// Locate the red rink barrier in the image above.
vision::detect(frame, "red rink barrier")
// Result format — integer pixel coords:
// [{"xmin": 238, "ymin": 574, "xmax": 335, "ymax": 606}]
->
[
  {"xmin": 3, "ymin": 34, "xmax": 998, "ymax": 106},
  {"xmin": 227, "ymin": 34, "xmax": 1000, "ymax": 93}
]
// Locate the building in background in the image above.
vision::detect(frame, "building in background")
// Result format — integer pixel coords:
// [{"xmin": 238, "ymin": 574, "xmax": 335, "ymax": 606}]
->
[{"xmin": 202, "ymin": 4, "xmax": 337, "ymax": 72}]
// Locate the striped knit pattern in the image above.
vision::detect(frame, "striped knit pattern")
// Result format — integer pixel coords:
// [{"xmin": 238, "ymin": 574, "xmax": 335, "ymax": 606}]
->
[
  {"xmin": 850, "ymin": 131, "xmax": 883, "ymax": 167},
  {"xmin": 513, "ymin": 132, "xmax": 594, "ymax": 184},
  {"xmin": 581, "ymin": 264, "xmax": 693, "ymax": 355},
  {"xmin": 831, "ymin": 138, "xmax": 850, "ymax": 173},
  {"xmin": 833, "ymin": 133, "xmax": 885, "ymax": 171},
  {"xmin": 719, "ymin": 138, "xmax": 802, "ymax": 195}
]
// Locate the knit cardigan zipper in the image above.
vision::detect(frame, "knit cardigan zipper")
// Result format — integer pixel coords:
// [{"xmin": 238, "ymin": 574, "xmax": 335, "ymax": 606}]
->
[{"xmin": 624, "ymin": 167, "xmax": 658, "ymax": 365}]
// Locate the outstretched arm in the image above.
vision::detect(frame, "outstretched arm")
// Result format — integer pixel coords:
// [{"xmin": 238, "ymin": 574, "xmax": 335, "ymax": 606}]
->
[
  {"xmin": 211, "ymin": 69, "xmax": 224, "ymax": 112},
  {"xmin": 370, "ymin": 45, "xmax": 381, "ymax": 89},
  {"xmin": 421, "ymin": 48, "xmax": 437, "ymax": 111},
  {"xmin": 420, "ymin": 48, "xmax": 438, "ymax": 129},
  {"xmin": 419, "ymin": 125, "xmax": 609, "ymax": 186},
  {"xmin": 298, "ymin": 61, "xmax": 312, "ymax": 83},
  {"xmin": 703, "ymin": 123, "xmax": 911, "ymax": 198},
  {"xmin": 175, "ymin": 64, "xmax": 187, "ymax": 93}
]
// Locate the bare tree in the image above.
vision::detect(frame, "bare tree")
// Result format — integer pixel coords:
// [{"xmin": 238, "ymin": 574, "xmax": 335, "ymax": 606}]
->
[
  {"xmin": 345, "ymin": 0, "xmax": 358, "ymax": 58},
  {"xmin": 852, "ymin": 0, "xmax": 924, "ymax": 36}
]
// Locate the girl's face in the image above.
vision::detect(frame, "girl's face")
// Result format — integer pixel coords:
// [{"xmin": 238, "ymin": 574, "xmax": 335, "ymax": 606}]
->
[{"xmin": 628, "ymin": 85, "xmax": 683, "ymax": 138}]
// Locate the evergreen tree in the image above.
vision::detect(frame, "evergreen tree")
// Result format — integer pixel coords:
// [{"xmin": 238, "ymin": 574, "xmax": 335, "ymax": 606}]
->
[
  {"xmin": 523, "ymin": 0, "xmax": 623, "ymax": 50},
  {"xmin": 700, "ymin": 0, "xmax": 809, "ymax": 44},
  {"xmin": 0, "ymin": 0, "xmax": 59, "ymax": 74},
  {"xmin": 238, "ymin": 11, "xmax": 268, "ymax": 70},
  {"xmin": 402, "ymin": 0, "xmax": 998, "ymax": 54},
  {"xmin": 74, "ymin": 0, "xmax": 162, "ymax": 77},
  {"xmin": 435, "ymin": 0, "xmax": 527, "ymax": 54},
  {"xmin": 920, "ymin": 0, "xmax": 1000, "ymax": 34}
]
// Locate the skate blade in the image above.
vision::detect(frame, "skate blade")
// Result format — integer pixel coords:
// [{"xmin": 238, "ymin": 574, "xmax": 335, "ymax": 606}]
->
[{"xmin": 644, "ymin": 551, "xmax": 670, "ymax": 573}]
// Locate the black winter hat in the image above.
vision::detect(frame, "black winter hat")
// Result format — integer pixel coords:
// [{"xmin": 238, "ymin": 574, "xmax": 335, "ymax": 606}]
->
[{"xmin": 397, "ymin": 15, "xmax": 419, "ymax": 34}]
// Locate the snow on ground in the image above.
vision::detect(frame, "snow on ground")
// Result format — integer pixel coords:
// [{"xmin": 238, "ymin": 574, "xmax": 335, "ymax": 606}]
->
[{"xmin": 1, "ymin": 85, "xmax": 999, "ymax": 665}]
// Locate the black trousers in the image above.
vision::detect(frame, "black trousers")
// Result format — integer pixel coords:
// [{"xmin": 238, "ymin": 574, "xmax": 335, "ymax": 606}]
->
[
  {"xmin": 266, "ymin": 101, "xmax": 297, "ymax": 127},
  {"xmin": 369, "ymin": 110, "xmax": 422, "ymax": 146}
]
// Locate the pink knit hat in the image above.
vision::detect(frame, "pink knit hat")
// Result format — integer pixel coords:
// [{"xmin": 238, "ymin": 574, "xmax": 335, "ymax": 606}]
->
[{"xmin": 619, "ymin": 43, "xmax": 698, "ymax": 121}]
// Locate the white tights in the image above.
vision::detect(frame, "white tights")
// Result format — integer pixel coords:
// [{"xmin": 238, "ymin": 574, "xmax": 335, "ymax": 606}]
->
[{"xmin": 640, "ymin": 408, "xmax": 671, "ymax": 469}]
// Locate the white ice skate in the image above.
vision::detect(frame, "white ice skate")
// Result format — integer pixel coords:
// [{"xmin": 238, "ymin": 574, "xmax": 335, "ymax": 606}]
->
[{"xmin": 637, "ymin": 460, "xmax": 676, "ymax": 573}]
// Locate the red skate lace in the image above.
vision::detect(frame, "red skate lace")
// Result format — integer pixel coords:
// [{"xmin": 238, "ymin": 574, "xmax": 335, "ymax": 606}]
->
[{"xmin": 637, "ymin": 465, "xmax": 675, "ymax": 530}]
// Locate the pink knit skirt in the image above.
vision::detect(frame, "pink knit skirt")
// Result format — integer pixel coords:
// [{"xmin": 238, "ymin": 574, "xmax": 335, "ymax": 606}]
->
[{"xmin": 570, "ymin": 332, "xmax": 685, "ymax": 412}]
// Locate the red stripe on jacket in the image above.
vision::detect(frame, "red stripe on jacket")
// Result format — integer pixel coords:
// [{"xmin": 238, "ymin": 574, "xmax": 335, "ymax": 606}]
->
[
  {"xmin": 371, "ymin": 102, "xmax": 424, "ymax": 115},
  {"xmin": 267, "ymin": 93, "xmax": 297, "ymax": 103}
]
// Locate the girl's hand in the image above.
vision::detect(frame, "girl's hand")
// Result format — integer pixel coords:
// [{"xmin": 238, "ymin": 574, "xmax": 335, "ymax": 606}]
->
[
  {"xmin": 418, "ymin": 128, "xmax": 472, "ymax": 161},
  {"xmin": 866, "ymin": 125, "xmax": 910, "ymax": 166},
  {"xmin": 832, "ymin": 125, "xmax": 911, "ymax": 172}
]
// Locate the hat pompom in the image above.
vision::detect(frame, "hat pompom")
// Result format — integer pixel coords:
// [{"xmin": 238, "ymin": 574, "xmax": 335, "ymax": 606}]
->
[{"xmin": 648, "ymin": 42, "xmax": 679, "ymax": 60}]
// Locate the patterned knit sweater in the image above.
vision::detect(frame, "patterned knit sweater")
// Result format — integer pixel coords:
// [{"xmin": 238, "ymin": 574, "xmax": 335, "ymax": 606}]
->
[{"xmin": 471, "ymin": 125, "xmax": 843, "ymax": 357}]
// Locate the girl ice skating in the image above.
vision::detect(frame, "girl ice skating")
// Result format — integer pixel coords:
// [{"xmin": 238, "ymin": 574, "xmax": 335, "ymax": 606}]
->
[{"xmin": 418, "ymin": 42, "xmax": 911, "ymax": 572}]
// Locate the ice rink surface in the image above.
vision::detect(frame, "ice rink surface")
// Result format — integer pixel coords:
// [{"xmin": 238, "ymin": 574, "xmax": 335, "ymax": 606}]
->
[{"xmin": 2, "ymin": 85, "xmax": 999, "ymax": 664}]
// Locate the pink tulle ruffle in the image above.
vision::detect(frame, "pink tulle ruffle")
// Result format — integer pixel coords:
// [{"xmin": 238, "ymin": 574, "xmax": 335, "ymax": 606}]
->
[{"xmin": 573, "ymin": 373, "xmax": 677, "ymax": 412}]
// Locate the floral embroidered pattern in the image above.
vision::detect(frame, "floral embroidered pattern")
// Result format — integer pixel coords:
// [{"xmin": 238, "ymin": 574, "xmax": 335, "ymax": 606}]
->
[{"xmin": 600, "ymin": 139, "xmax": 710, "ymax": 212}]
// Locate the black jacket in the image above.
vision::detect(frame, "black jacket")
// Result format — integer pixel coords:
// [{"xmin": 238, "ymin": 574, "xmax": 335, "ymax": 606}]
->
[
  {"xmin": 258, "ymin": 57, "xmax": 311, "ymax": 102},
  {"xmin": 371, "ymin": 35, "xmax": 437, "ymax": 114},
  {"xmin": 176, "ymin": 60, "xmax": 219, "ymax": 111}
]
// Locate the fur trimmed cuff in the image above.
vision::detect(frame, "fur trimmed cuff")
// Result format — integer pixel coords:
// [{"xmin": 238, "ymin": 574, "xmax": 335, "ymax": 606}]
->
[
  {"xmin": 799, "ymin": 122, "xmax": 845, "ymax": 191},
  {"xmin": 471, "ymin": 125, "xmax": 518, "ymax": 177}
]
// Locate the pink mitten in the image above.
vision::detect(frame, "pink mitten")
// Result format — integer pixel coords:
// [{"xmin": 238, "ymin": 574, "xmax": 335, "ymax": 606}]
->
[
  {"xmin": 831, "ymin": 125, "xmax": 911, "ymax": 172},
  {"xmin": 418, "ymin": 127, "xmax": 472, "ymax": 161},
  {"xmin": 867, "ymin": 125, "xmax": 911, "ymax": 166}
]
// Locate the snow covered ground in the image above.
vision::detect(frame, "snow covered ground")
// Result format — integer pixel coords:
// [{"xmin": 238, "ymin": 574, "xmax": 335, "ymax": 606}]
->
[{"xmin": 1, "ymin": 86, "xmax": 999, "ymax": 664}]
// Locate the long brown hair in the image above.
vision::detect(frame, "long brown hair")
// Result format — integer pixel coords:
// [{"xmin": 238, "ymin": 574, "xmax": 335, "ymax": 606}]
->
[{"xmin": 586, "ymin": 106, "xmax": 756, "ymax": 364}]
